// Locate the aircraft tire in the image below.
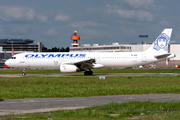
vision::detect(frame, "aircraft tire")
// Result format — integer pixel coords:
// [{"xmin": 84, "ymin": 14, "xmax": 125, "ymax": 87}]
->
[
  {"xmin": 22, "ymin": 72, "xmax": 26, "ymax": 76},
  {"xmin": 84, "ymin": 71, "xmax": 88, "ymax": 75},
  {"xmin": 89, "ymin": 71, "xmax": 93, "ymax": 75},
  {"xmin": 84, "ymin": 71, "xmax": 93, "ymax": 75}
]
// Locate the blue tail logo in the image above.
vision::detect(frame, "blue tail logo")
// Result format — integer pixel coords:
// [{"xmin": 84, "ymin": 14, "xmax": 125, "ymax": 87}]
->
[{"xmin": 153, "ymin": 33, "xmax": 170, "ymax": 51}]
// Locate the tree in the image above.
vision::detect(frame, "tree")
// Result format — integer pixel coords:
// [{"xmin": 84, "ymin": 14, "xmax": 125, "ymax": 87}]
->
[{"xmin": 43, "ymin": 47, "xmax": 69, "ymax": 52}]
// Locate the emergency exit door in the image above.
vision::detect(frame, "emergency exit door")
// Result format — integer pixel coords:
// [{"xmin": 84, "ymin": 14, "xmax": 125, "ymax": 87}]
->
[{"xmin": 142, "ymin": 53, "xmax": 147, "ymax": 62}]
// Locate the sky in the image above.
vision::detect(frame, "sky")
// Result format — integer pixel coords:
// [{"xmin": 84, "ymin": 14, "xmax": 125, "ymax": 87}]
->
[{"xmin": 0, "ymin": 0, "xmax": 180, "ymax": 48}]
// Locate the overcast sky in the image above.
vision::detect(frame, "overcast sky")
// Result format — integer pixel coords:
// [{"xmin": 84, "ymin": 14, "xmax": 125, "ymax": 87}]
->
[{"xmin": 0, "ymin": 0, "xmax": 179, "ymax": 48}]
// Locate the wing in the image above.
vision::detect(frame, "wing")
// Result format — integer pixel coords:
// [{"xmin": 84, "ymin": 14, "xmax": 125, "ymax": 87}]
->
[
  {"xmin": 74, "ymin": 59, "xmax": 96, "ymax": 70},
  {"xmin": 61, "ymin": 59, "xmax": 103, "ymax": 70}
]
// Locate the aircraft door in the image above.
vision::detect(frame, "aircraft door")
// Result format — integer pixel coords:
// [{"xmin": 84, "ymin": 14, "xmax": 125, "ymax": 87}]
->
[
  {"xmin": 142, "ymin": 53, "xmax": 147, "ymax": 62},
  {"xmin": 96, "ymin": 54, "xmax": 101, "ymax": 62},
  {"xmin": 20, "ymin": 55, "xmax": 25, "ymax": 63},
  {"xmin": 53, "ymin": 58, "xmax": 58, "ymax": 65}
]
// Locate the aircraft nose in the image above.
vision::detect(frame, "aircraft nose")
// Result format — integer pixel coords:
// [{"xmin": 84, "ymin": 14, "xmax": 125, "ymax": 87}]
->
[{"xmin": 5, "ymin": 60, "xmax": 10, "ymax": 66}]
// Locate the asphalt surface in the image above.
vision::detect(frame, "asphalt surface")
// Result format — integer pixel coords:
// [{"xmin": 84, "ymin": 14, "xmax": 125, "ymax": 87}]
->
[
  {"xmin": 1, "ymin": 94, "xmax": 180, "ymax": 115},
  {"xmin": 0, "ymin": 73, "xmax": 180, "ymax": 116},
  {"xmin": 0, "ymin": 73, "xmax": 179, "ymax": 78}
]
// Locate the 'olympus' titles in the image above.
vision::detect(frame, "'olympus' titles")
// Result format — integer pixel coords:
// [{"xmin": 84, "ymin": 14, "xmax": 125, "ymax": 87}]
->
[{"xmin": 25, "ymin": 54, "xmax": 86, "ymax": 58}]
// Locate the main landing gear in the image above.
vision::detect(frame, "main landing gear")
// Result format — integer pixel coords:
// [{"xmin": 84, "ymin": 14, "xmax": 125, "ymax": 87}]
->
[
  {"xmin": 22, "ymin": 68, "xmax": 26, "ymax": 76},
  {"xmin": 84, "ymin": 69, "xmax": 93, "ymax": 75}
]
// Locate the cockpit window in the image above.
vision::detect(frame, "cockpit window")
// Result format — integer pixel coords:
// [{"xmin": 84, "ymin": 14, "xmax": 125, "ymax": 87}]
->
[{"xmin": 11, "ymin": 57, "xmax": 16, "ymax": 59}]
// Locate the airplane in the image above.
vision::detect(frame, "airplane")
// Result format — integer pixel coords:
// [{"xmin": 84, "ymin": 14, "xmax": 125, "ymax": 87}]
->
[{"xmin": 5, "ymin": 28, "xmax": 175, "ymax": 76}]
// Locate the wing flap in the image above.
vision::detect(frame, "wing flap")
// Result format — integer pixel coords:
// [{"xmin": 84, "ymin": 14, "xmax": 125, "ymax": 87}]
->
[{"xmin": 74, "ymin": 59, "xmax": 96, "ymax": 69}]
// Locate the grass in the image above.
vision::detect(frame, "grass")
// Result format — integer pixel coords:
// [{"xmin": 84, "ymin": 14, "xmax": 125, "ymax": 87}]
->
[
  {"xmin": 1, "ymin": 101, "xmax": 180, "ymax": 119},
  {"xmin": 1, "ymin": 75, "xmax": 180, "ymax": 99},
  {"xmin": 0, "ymin": 68, "xmax": 180, "ymax": 74}
]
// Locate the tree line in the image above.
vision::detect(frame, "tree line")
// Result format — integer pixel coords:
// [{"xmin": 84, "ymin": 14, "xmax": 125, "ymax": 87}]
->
[{"xmin": 43, "ymin": 47, "xmax": 69, "ymax": 52}]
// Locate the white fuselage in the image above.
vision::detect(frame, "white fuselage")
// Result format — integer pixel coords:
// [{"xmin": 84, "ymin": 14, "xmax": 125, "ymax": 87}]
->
[{"xmin": 6, "ymin": 52, "xmax": 158, "ymax": 69}]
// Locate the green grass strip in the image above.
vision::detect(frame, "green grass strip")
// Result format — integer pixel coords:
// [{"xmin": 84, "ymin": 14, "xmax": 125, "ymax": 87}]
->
[{"xmin": 1, "ymin": 76, "xmax": 180, "ymax": 99}]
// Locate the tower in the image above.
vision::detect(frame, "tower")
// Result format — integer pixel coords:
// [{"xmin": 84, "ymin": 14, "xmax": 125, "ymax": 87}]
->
[{"xmin": 71, "ymin": 31, "xmax": 80, "ymax": 47}]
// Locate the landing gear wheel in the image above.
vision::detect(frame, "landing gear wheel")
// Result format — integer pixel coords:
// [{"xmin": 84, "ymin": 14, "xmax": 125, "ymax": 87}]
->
[
  {"xmin": 84, "ymin": 71, "xmax": 93, "ymax": 75},
  {"xmin": 89, "ymin": 71, "xmax": 93, "ymax": 75},
  {"xmin": 22, "ymin": 72, "xmax": 26, "ymax": 76},
  {"xmin": 22, "ymin": 68, "xmax": 26, "ymax": 76},
  {"xmin": 84, "ymin": 71, "xmax": 88, "ymax": 75}
]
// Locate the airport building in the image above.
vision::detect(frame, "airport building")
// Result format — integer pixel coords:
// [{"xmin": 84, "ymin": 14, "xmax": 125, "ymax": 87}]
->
[
  {"xmin": 70, "ymin": 31, "xmax": 132, "ymax": 52},
  {"xmin": 0, "ymin": 39, "xmax": 43, "ymax": 66},
  {"xmin": 70, "ymin": 43, "xmax": 132, "ymax": 52}
]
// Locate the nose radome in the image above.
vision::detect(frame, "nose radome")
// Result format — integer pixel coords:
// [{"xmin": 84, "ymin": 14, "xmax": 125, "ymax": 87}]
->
[{"xmin": 5, "ymin": 60, "xmax": 9, "ymax": 66}]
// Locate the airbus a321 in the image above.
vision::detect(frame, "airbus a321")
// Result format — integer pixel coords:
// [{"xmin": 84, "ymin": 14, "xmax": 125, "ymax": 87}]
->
[{"xmin": 5, "ymin": 28, "xmax": 175, "ymax": 76}]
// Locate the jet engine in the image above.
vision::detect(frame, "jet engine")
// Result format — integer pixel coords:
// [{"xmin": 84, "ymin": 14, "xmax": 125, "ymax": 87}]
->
[{"xmin": 60, "ymin": 65, "xmax": 80, "ymax": 72}]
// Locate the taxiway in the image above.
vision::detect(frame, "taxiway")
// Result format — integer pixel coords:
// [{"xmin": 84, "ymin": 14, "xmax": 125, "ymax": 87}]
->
[
  {"xmin": 1, "ymin": 94, "xmax": 180, "ymax": 115},
  {"xmin": 0, "ymin": 73, "xmax": 179, "ymax": 78}
]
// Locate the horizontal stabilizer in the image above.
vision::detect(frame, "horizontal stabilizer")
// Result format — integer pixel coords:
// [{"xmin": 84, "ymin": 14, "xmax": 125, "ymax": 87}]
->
[{"xmin": 155, "ymin": 54, "xmax": 175, "ymax": 59}]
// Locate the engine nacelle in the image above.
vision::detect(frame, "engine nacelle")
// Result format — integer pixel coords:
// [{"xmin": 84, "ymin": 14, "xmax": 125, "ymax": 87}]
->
[{"xmin": 60, "ymin": 65, "xmax": 80, "ymax": 72}]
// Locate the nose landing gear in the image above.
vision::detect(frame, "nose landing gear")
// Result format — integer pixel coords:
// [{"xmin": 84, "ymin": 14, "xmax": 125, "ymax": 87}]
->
[{"xmin": 22, "ymin": 68, "xmax": 26, "ymax": 76}]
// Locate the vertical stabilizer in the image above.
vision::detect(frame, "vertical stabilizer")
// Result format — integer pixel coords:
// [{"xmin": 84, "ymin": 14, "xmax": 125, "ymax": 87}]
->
[{"xmin": 145, "ymin": 28, "xmax": 172, "ymax": 54}]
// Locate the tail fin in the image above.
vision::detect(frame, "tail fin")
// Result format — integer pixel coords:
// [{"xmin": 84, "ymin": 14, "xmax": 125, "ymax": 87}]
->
[{"xmin": 145, "ymin": 28, "xmax": 172, "ymax": 54}]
